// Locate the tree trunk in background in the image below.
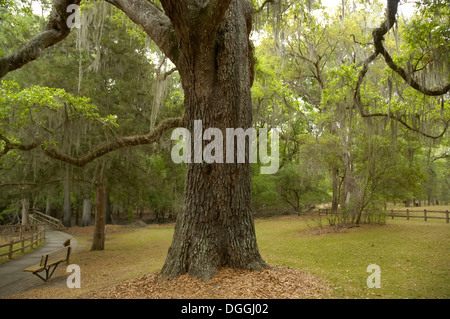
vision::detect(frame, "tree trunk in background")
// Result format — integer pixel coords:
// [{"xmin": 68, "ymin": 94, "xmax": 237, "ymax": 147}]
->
[
  {"xmin": 21, "ymin": 198, "xmax": 29, "ymax": 225},
  {"xmin": 82, "ymin": 199, "xmax": 91, "ymax": 227},
  {"xmin": 62, "ymin": 169, "xmax": 71, "ymax": 227},
  {"xmin": 161, "ymin": 0, "xmax": 266, "ymax": 281},
  {"xmin": 91, "ymin": 173, "xmax": 105, "ymax": 251},
  {"xmin": 45, "ymin": 198, "xmax": 51, "ymax": 215},
  {"xmin": 105, "ymin": 189, "xmax": 112, "ymax": 224},
  {"xmin": 331, "ymin": 170, "xmax": 339, "ymax": 214}
]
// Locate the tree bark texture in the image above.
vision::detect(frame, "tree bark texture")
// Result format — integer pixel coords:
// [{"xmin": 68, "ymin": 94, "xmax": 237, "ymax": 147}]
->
[{"xmin": 160, "ymin": 0, "xmax": 266, "ymax": 281}]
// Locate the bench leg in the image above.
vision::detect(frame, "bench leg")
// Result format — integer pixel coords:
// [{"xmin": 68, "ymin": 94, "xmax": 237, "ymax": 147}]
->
[
  {"xmin": 46, "ymin": 264, "xmax": 60, "ymax": 281},
  {"xmin": 32, "ymin": 264, "xmax": 60, "ymax": 282},
  {"xmin": 33, "ymin": 271, "xmax": 48, "ymax": 282}
]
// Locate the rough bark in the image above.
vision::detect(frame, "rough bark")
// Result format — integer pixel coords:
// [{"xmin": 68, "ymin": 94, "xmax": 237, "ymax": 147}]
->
[{"xmin": 160, "ymin": 0, "xmax": 267, "ymax": 281}]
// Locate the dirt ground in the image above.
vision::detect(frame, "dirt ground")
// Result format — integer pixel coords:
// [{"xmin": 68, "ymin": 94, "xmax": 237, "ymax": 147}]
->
[
  {"xmin": 5, "ymin": 224, "xmax": 331, "ymax": 299},
  {"xmin": 83, "ymin": 266, "xmax": 332, "ymax": 299}
]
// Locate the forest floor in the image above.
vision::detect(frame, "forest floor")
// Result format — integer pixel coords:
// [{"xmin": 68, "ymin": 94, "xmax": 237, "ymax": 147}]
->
[
  {"xmin": 3, "ymin": 224, "xmax": 332, "ymax": 299},
  {"xmin": 2, "ymin": 208, "xmax": 449, "ymax": 299}
]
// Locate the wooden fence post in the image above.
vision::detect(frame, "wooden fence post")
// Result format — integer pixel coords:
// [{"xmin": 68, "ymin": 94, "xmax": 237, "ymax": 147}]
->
[
  {"xmin": 391, "ymin": 209, "xmax": 394, "ymax": 219},
  {"xmin": 446, "ymin": 210, "xmax": 449, "ymax": 224},
  {"xmin": 21, "ymin": 238, "xmax": 24, "ymax": 253},
  {"xmin": 424, "ymin": 209, "xmax": 427, "ymax": 222},
  {"xmin": 8, "ymin": 241, "xmax": 13, "ymax": 259},
  {"xmin": 406, "ymin": 209, "xmax": 409, "ymax": 220}
]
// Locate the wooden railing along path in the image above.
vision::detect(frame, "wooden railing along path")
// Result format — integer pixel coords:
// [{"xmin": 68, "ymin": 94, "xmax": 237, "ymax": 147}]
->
[
  {"xmin": 30, "ymin": 210, "xmax": 65, "ymax": 230},
  {"xmin": 0, "ymin": 224, "xmax": 46, "ymax": 260}
]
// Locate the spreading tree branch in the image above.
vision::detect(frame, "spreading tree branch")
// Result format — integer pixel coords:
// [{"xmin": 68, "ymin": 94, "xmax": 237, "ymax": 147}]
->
[
  {"xmin": 0, "ymin": 133, "xmax": 43, "ymax": 158},
  {"xmin": 371, "ymin": 0, "xmax": 450, "ymax": 96},
  {"xmin": 43, "ymin": 117, "xmax": 183, "ymax": 167},
  {"xmin": 0, "ymin": 0, "xmax": 182, "ymax": 77},
  {"xmin": 354, "ymin": 0, "xmax": 450, "ymax": 139},
  {"xmin": 0, "ymin": 0, "xmax": 81, "ymax": 79},
  {"xmin": 255, "ymin": 0, "xmax": 274, "ymax": 13},
  {"xmin": 104, "ymin": 0, "xmax": 180, "ymax": 66}
]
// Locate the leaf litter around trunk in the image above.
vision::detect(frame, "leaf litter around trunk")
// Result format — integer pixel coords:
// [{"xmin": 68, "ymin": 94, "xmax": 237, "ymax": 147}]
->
[{"xmin": 84, "ymin": 266, "xmax": 331, "ymax": 299}]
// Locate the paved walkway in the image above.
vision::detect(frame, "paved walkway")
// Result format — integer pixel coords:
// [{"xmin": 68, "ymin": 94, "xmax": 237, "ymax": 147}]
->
[{"xmin": 0, "ymin": 228, "xmax": 78, "ymax": 298}]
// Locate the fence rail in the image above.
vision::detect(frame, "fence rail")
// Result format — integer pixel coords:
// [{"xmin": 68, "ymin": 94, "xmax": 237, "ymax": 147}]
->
[
  {"xmin": 30, "ymin": 210, "xmax": 65, "ymax": 230},
  {"xmin": 389, "ymin": 209, "xmax": 449, "ymax": 223},
  {"xmin": 0, "ymin": 225, "xmax": 46, "ymax": 259},
  {"xmin": 317, "ymin": 208, "xmax": 449, "ymax": 224}
]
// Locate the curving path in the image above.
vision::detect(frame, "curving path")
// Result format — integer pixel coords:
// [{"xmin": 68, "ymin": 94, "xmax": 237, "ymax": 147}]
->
[{"xmin": 0, "ymin": 227, "xmax": 78, "ymax": 298}]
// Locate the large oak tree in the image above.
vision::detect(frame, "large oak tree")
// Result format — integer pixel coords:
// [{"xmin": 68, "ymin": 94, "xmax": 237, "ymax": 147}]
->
[
  {"xmin": 0, "ymin": 0, "xmax": 266, "ymax": 281},
  {"xmin": 1, "ymin": 0, "xmax": 448, "ymax": 281}
]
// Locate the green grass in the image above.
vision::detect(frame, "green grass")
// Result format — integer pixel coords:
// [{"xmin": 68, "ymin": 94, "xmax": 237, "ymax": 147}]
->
[
  {"xmin": 17, "ymin": 213, "xmax": 449, "ymax": 299},
  {"xmin": 94, "ymin": 216, "xmax": 449, "ymax": 298},
  {"xmin": 255, "ymin": 217, "xmax": 450, "ymax": 298}
]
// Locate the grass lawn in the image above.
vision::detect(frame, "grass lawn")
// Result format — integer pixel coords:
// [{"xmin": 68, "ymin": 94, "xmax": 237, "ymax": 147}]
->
[
  {"xmin": 9, "ymin": 207, "xmax": 450, "ymax": 299},
  {"xmin": 256, "ymin": 216, "xmax": 450, "ymax": 298}
]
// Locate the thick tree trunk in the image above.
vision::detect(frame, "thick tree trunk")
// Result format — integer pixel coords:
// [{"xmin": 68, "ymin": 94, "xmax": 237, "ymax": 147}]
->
[
  {"xmin": 161, "ymin": 0, "xmax": 266, "ymax": 281},
  {"xmin": 91, "ymin": 174, "xmax": 106, "ymax": 251}
]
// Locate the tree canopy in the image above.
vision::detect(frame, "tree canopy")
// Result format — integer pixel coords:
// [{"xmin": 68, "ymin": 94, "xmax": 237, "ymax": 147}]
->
[{"xmin": 0, "ymin": 0, "xmax": 448, "ymax": 279}]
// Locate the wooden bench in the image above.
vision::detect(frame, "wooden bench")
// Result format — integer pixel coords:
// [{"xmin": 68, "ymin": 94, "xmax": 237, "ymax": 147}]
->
[{"xmin": 24, "ymin": 246, "xmax": 71, "ymax": 282}]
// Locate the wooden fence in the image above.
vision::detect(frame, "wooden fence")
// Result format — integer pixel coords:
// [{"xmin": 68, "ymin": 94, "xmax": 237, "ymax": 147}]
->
[
  {"xmin": 30, "ymin": 210, "xmax": 65, "ymax": 230},
  {"xmin": 317, "ymin": 208, "xmax": 449, "ymax": 223},
  {"xmin": 389, "ymin": 209, "xmax": 449, "ymax": 223},
  {"xmin": 0, "ymin": 224, "xmax": 46, "ymax": 260}
]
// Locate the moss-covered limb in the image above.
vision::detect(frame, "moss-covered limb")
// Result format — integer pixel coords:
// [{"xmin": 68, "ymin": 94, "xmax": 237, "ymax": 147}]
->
[{"xmin": 0, "ymin": 0, "xmax": 82, "ymax": 79}]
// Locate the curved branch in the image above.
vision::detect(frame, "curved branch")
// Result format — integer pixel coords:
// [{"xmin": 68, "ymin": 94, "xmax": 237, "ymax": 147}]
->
[
  {"xmin": 353, "ymin": 0, "xmax": 450, "ymax": 139},
  {"xmin": 371, "ymin": 0, "xmax": 449, "ymax": 96},
  {"xmin": 0, "ymin": 0, "xmax": 81, "ymax": 79},
  {"xmin": 0, "ymin": 133, "xmax": 43, "ymax": 158},
  {"xmin": 354, "ymin": 51, "xmax": 449, "ymax": 139},
  {"xmin": 377, "ymin": 44, "xmax": 450, "ymax": 96},
  {"xmin": 44, "ymin": 117, "xmax": 183, "ymax": 167},
  {"xmin": 255, "ymin": 0, "xmax": 274, "ymax": 14},
  {"xmin": 105, "ymin": 0, "xmax": 180, "ymax": 66}
]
